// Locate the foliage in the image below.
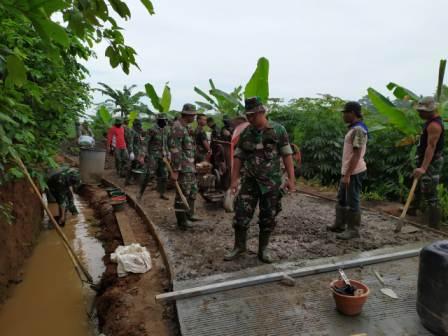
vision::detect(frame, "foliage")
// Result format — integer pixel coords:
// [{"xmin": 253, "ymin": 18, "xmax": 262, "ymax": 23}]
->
[
  {"xmin": 96, "ymin": 83, "xmax": 146, "ymax": 118},
  {"xmin": 0, "ymin": 0, "xmax": 155, "ymax": 188},
  {"xmin": 269, "ymin": 95, "xmax": 346, "ymax": 185},
  {"xmin": 0, "ymin": 16, "xmax": 91, "ymax": 184},
  {"xmin": 0, "ymin": 0, "xmax": 155, "ymax": 80},
  {"xmin": 144, "ymin": 82, "xmax": 174, "ymax": 117},
  {"xmin": 0, "ymin": 201, "xmax": 14, "ymax": 225},
  {"xmin": 194, "ymin": 57, "xmax": 270, "ymax": 117},
  {"xmin": 437, "ymin": 184, "xmax": 448, "ymax": 222}
]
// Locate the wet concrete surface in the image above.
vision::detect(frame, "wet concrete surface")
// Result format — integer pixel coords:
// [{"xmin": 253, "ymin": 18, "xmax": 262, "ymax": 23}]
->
[
  {"xmin": 0, "ymin": 195, "xmax": 104, "ymax": 336},
  {"xmin": 105, "ymin": 166, "xmax": 442, "ymax": 282}
]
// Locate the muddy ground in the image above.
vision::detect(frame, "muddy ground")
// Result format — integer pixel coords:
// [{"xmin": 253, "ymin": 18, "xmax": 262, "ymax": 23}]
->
[
  {"xmin": 80, "ymin": 185, "xmax": 177, "ymax": 336},
  {"xmin": 103, "ymin": 168, "xmax": 442, "ymax": 281}
]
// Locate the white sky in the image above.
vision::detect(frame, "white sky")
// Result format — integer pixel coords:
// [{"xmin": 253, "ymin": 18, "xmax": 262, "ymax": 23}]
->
[{"xmin": 85, "ymin": 0, "xmax": 448, "ymax": 111}]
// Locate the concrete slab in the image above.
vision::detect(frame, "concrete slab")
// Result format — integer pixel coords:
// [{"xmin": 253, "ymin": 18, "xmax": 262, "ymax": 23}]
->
[{"xmin": 175, "ymin": 244, "xmax": 433, "ymax": 336}]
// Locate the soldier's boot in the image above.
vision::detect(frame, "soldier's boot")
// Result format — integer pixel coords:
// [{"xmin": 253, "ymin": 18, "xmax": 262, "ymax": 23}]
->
[
  {"xmin": 427, "ymin": 206, "xmax": 442, "ymax": 229},
  {"xmin": 176, "ymin": 211, "xmax": 193, "ymax": 230},
  {"xmin": 336, "ymin": 211, "xmax": 361, "ymax": 240},
  {"xmin": 124, "ymin": 171, "xmax": 132, "ymax": 186},
  {"xmin": 187, "ymin": 199, "xmax": 202, "ymax": 222},
  {"xmin": 258, "ymin": 231, "xmax": 273, "ymax": 264},
  {"xmin": 224, "ymin": 229, "xmax": 247, "ymax": 261},
  {"xmin": 158, "ymin": 180, "xmax": 169, "ymax": 200},
  {"xmin": 327, "ymin": 205, "xmax": 347, "ymax": 233}
]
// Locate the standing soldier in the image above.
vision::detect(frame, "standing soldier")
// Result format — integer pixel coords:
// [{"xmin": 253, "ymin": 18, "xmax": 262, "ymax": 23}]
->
[
  {"xmin": 221, "ymin": 115, "xmax": 233, "ymax": 142},
  {"xmin": 327, "ymin": 101, "xmax": 368, "ymax": 239},
  {"xmin": 409, "ymin": 97, "xmax": 444, "ymax": 228},
  {"xmin": 125, "ymin": 119, "xmax": 144, "ymax": 185},
  {"xmin": 225, "ymin": 97, "xmax": 296, "ymax": 263},
  {"xmin": 195, "ymin": 113, "xmax": 211, "ymax": 163},
  {"xmin": 107, "ymin": 118, "xmax": 128, "ymax": 177},
  {"xmin": 138, "ymin": 115, "xmax": 170, "ymax": 201},
  {"xmin": 169, "ymin": 104, "xmax": 200, "ymax": 230}
]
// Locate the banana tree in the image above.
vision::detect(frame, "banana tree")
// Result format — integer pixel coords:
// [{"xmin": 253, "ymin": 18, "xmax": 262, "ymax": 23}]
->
[
  {"xmin": 194, "ymin": 57, "xmax": 270, "ymax": 116},
  {"xmin": 367, "ymin": 59, "xmax": 448, "ymax": 146},
  {"xmin": 96, "ymin": 83, "xmax": 145, "ymax": 118},
  {"xmin": 144, "ymin": 82, "xmax": 174, "ymax": 118}
]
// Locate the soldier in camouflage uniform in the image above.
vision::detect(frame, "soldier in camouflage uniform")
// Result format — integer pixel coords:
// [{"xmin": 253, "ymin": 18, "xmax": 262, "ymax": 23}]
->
[
  {"xmin": 409, "ymin": 97, "xmax": 444, "ymax": 228},
  {"xmin": 225, "ymin": 97, "xmax": 296, "ymax": 263},
  {"xmin": 195, "ymin": 113, "xmax": 211, "ymax": 163},
  {"xmin": 125, "ymin": 120, "xmax": 144, "ymax": 185},
  {"xmin": 46, "ymin": 167, "xmax": 81, "ymax": 226},
  {"xmin": 138, "ymin": 115, "xmax": 170, "ymax": 200},
  {"xmin": 168, "ymin": 104, "xmax": 200, "ymax": 230}
]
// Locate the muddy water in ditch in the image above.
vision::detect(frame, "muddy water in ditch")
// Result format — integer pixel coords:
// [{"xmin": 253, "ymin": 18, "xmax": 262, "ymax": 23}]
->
[{"xmin": 0, "ymin": 195, "xmax": 105, "ymax": 336}]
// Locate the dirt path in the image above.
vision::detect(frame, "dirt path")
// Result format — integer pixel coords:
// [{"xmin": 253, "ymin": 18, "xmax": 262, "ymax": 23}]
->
[{"xmin": 103, "ymin": 168, "xmax": 442, "ymax": 281}]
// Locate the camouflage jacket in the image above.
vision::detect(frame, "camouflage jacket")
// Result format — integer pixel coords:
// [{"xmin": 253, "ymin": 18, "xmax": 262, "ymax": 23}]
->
[
  {"xmin": 234, "ymin": 121, "xmax": 292, "ymax": 194},
  {"xmin": 126, "ymin": 127, "xmax": 144, "ymax": 156},
  {"xmin": 47, "ymin": 167, "xmax": 81, "ymax": 194},
  {"xmin": 147, "ymin": 125, "xmax": 169, "ymax": 158},
  {"xmin": 168, "ymin": 119, "xmax": 196, "ymax": 173}
]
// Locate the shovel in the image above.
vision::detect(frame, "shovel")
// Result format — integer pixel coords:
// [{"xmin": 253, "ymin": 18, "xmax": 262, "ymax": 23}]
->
[
  {"xmin": 394, "ymin": 178, "xmax": 418, "ymax": 233},
  {"xmin": 373, "ymin": 270, "xmax": 398, "ymax": 299}
]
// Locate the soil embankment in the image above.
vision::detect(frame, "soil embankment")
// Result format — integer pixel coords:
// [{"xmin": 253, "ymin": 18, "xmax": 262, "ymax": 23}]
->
[{"xmin": 0, "ymin": 179, "xmax": 43, "ymax": 303}]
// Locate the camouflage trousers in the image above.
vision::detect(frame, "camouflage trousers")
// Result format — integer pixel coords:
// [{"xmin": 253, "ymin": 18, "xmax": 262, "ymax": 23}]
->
[
  {"xmin": 195, "ymin": 151, "xmax": 207, "ymax": 163},
  {"xmin": 233, "ymin": 177, "xmax": 283, "ymax": 234},
  {"xmin": 175, "ymin": 172, "xmax": 198, "ymax": 215},
  {"xmin": 47, "ymin": 189, "xmax": 77, "ymax": 215},
  {"xmin": 140, "ymin": 155, "xmax": 168, "ymax": 194},
  {"xmin": 114, "ymin": 148, "xmax": 129, "ymax": 177},
  {"xmin": 411, "ymin": 156, "xmax": 443, "ymax": 209}
]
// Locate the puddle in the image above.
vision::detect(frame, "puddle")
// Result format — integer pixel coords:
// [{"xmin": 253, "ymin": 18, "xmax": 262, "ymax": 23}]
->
[{"xmin": 0, "ymin": 195, "xmax": 104, "ymax": 336}]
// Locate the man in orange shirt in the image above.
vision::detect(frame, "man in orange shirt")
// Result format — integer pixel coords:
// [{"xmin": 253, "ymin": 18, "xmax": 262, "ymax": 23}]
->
[{"xmin": 107, "ymin": 118, "xmax": 129, "ymax": 177}]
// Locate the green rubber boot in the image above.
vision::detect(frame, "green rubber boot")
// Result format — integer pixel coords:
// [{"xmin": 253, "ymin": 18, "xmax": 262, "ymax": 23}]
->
[
  {"xmin": 327, "ymin": 205, "xmax": 347, "ymax": 233},
  {"xmin": 258, "ymin": 231, "xmax": 273, "ymax": 264},
  {"xmin": 176, "ymin": 211, "xmax": 193, "ymax": 230},
  {"xmin": 336, "ymin": 211, "xmax": 361, "ymax": 240},
  {"xmin": 224, "ymin": 229, "xmax": 247, "ymax": 261},
  {"xmin": 187, "ymin": 199, "xmax": 202, "ymax": 222},
  {"xmin": 158, "ymin": 179, "xmax": 169, "ymax": 200}
]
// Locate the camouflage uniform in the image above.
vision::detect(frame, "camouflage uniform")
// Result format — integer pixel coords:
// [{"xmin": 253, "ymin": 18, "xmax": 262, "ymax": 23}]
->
[
  {"xmin": 125, "ymin": 123, "xmax": 144, "ymax": 185},
  {"xmin": 168, "ymin": 118, "xmax": 198, "ymax": 228},
  {"xmin": 233, "ymin": 121, "xmax": 292, "ymax": 233},
  {"xmin": 195, "ymin": 126, "xmax": 209, "ymax": 163},
  {"xmin": 46, "ymin": 168, "xmax": 81, "ymax": 225},
  {"xmin": 139, "ymin": 124, "xmax": 170, "ymax": 197}
]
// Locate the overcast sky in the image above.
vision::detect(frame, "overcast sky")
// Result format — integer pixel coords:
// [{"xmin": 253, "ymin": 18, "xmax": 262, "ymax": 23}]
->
[{"xmin": 85, "ymin": 0, "xmax": 448, "ymax": 111}]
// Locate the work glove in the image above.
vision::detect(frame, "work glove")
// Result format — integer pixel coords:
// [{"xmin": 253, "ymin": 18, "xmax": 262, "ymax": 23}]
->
[{"xmin": 130, "ymin": 152, "xmax": 135, "ymax": 161}]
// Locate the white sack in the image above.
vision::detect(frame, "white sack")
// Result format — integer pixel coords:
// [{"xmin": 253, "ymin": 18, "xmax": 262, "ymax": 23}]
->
[{"xmin": 110, "ymin": 243, "xmax": 152, "ymax": 277}]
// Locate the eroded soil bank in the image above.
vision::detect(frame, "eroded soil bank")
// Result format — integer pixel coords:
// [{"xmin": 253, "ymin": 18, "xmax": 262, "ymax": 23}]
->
[
  {"xmin": 0, "ymin": 179, "xmax": 43, "ymax": 303},
  {"xmin": 80, "ymin": 185, "xmax": 177, "ymax": 336}
]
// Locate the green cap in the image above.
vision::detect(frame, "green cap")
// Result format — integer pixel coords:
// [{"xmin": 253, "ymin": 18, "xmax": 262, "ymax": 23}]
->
[
  {"xmin": 416, "ymin": 96, "xmax": 437, "ymax": 112},
  {"xmin": 181, "ymin": 103, "xmax": 197, "ymax": 115},
  {"xmin": 244, "ymin": 96, "xmax": 264, "ymax": 114}
]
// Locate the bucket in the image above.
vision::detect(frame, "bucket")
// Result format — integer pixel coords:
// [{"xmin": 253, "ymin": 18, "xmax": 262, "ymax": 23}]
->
[
  {"xmin": 79, "ymin": 148, "xmax": 106, "ymax": 185},
  {"xmin": 330, "ymin": 279, "xmax": 370, "ymax": 316},
  {"xmin": 417, "ymin": 241, "xmax": 448, "ymax": 336}
]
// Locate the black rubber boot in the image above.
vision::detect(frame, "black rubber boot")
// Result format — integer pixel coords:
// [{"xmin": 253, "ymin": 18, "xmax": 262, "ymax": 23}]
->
[
  {"xmin": 224, "ymin": 229, "xmax": 247, "ymax": 261},
  {"xmin": 187, "ymin": 199, "xmax": 202, "ymax": 222},
  {"xmin": 327, "ymin": 204, "xmax": 347, "ymax": 232},
  {"xmin": 176, "ymin": 211, "xmax": 192, "ymax": 230},
  {"xmin": 336, "ymin": 211, "xmax": 361, "ymax": 240},
  {"xmin": 258, "ymin": 231, "xmax": 273, "ymax": 264},
  {"xmin": 427, "ymin": 206, "xmax": 442, "ymax": 229}
]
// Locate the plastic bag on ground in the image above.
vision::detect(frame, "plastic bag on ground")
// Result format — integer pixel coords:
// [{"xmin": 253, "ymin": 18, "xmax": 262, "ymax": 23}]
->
[{"xmin": 110, "ymin": 243, "xmax": 152, "ymax": 277}]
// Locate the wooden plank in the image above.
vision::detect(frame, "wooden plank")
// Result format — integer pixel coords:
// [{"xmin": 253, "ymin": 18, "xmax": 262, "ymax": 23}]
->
[
  {"xmin": 155, "ymin": 248, "xmax": 420, "ymax": 302},
  {"xmin": 115, "ymin": 210, "xmax": 137, "ymax": 245}
]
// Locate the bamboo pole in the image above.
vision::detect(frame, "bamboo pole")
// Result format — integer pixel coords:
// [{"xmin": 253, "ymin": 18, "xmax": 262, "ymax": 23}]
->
[
  {"xmin": 16, "ymin": 157, "xmax": 94, "ymax": 284},
  {"xmin": 162, "ymin": 158, "xmax": 190, "ymax": 211}
]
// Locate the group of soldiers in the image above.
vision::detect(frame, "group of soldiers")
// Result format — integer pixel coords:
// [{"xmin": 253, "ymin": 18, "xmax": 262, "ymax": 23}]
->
[{"xmin": 56, "ymin": 94, "xmax": 441, "ymax": 266}]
